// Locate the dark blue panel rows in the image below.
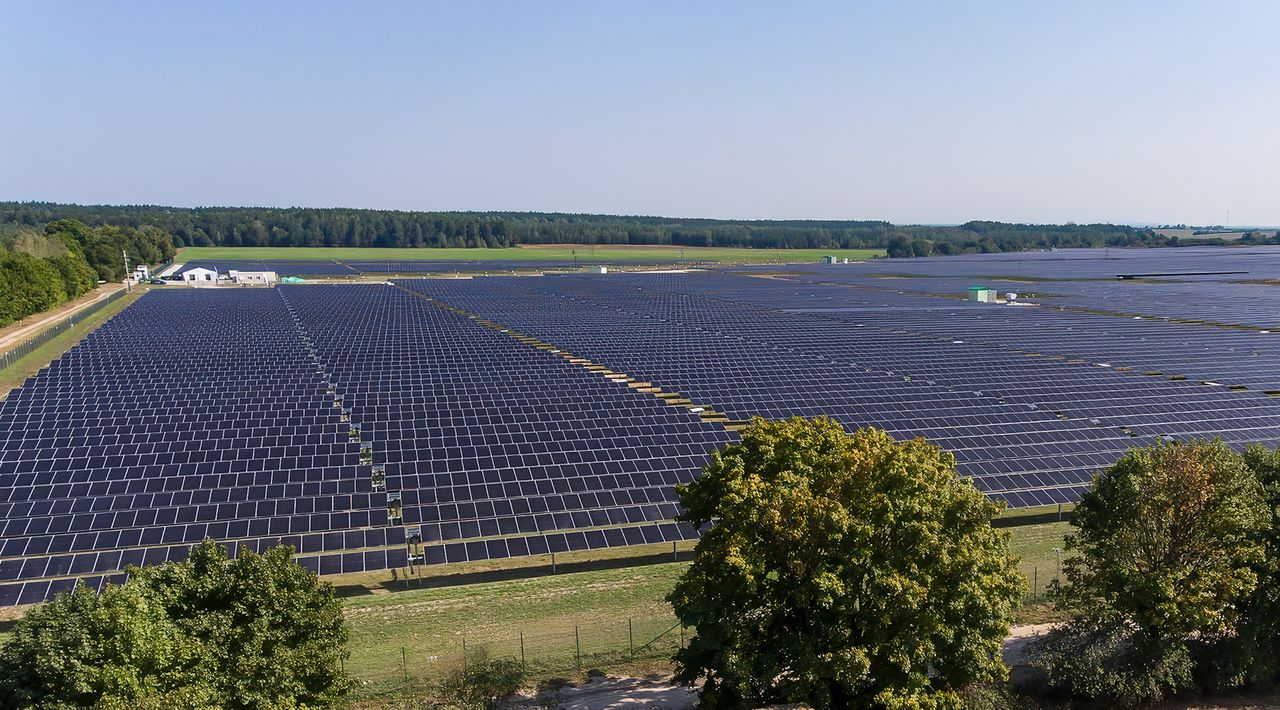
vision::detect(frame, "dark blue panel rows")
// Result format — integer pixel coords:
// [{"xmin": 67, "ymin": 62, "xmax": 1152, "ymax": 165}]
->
[
  {"xmin": 402, "ymin": 270, "xmax": 1280, "ymax": 508},
  {"xmin": 0, "ymin": 290, "xmax": 388, "ymax": 604}
]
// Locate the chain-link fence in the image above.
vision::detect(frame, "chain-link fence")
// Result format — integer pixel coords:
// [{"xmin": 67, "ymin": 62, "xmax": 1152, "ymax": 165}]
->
[
  {"xmin": 1021, "ymin": 562, "xmax": 1065, "ymax": 602},
  {"xmin": 347, "ymin": 614, "xmax": 689, "ymax": 688},
  {"xmin": 0, "ymin": 289, "xmax": 128, "ymax": 372}
]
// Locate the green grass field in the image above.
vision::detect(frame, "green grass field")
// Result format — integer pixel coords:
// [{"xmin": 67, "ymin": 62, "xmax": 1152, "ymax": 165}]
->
[{"xmin": 176, "ymin": 245, "xmax": 884, "ymax": 264}]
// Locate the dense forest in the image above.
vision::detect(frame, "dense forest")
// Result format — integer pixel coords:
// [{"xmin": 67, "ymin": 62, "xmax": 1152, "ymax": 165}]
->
[
  {"xmin": 0, "ymin": 202, "xmax": 1229, "ymax": 255},
  {"xmin": 0, "ymin": 219, "xmax": 174, "ymax": 328}
]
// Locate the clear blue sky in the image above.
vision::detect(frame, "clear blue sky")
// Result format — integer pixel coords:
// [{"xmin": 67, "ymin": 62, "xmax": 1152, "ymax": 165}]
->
[{"xmin": 2, "ymin": 1, "xmax": 1277, "ymax": 225}]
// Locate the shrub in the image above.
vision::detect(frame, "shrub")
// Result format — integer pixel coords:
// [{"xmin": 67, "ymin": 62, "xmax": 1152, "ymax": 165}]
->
[{"xmin": 435, "ymin": 649, "xmax": 526, "ymax": 709}]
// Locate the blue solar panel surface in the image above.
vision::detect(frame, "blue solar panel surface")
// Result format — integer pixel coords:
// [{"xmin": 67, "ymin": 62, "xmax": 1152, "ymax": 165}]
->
[{"xmin": 7, "ymin": 245, "xmax": 1280, "ymax": 603}]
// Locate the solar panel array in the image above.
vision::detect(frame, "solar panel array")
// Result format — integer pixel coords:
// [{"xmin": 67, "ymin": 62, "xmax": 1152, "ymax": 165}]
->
[
  {"xmin": 9, "ymin": 245, "xmax": 1280, "ymax": 604},
  {"xmin": 276, "ymin": 285, "xmax": 732, "ymax": 563},
  {"xmin": 760, "ymin": 270, "xmax": 1280, "ymax": 330},
  {"xmin": 789, "ymin": 245, "xmax": 1280, "ymax": 280},
  {"xmin": 402, "ymin": 271, "xmax": 1280, "ymax": 509},
  {"xmin": 0, "ymin": 290, "xmax": 397, "ymax": 605}
]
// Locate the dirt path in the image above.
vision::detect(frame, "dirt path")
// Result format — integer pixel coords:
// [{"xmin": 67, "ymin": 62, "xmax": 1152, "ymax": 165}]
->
[
  {"xmin": 1003, "ymin": 622, "xmax": 1058, "ymax": 666},
  {"xmin": 519, "ymin": 676, "xmax": 697, "ymax": 709},
  {"xmin": 0, "ymin": 284, "xmax": 126, "ymax": 351}
]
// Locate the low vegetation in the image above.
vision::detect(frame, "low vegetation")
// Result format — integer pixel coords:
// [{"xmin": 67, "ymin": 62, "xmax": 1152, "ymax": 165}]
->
[{"xmin": 0, "ymin": 289, "xmax": 143, "ymax": 397}]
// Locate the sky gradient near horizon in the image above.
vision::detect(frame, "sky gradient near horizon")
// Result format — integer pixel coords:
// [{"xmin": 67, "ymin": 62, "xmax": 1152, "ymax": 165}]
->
[{"xmin": 2, "ymin": 1, "xmax": 1278, "ymax": 225}]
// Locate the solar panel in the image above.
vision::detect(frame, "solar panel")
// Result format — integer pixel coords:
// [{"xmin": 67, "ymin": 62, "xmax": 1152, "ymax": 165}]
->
[{"xmin": 8, "ymin": 250, "xmax": 1280, "ymax": 605}]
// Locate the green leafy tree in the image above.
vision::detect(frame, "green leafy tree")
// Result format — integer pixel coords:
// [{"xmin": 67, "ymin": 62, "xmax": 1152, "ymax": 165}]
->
[
  {"xmin": 0, "ymin": 582, "xmax": 215, "ymax": 709},
  {"xmin": 132, "ymin": 540, "xmax": 353, "ymax": 708},
  {"xmin": 0, "ymin": 251, "xmax": 66, "ymax": 326},
  {"xmin": 0, "ymin": 540, "xmax": 352, "ymax": 709},
  {"xmin": 1031, "ymin": 439, "xmax": 1269, "ymax": 705},
  {"xmin": 886, "ymin": 235, "xmax": 913, "ymax": 258},
  {"xmin": 1207, "ymin": 444, "xmax": 1280, "ymax": 688},
  {"xmin": 668, "ymin": 417, "xmax": 1023, "ymax": 709},
  {"xmin": 46, "ymin": 253, "xmax": 98, "ymax": 300},
  {"xmin": 909, "ymin": 238, "xmax": 933, "ymax": 257}
]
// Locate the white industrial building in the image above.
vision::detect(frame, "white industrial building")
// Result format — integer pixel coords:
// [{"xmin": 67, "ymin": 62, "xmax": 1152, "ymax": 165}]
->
[
  {"xmin": 228, "ymin": 270, "xmax": 278, "ymax": 285},
  {"xmin": 183, "ymin": 267, "xmax": 219, "ymax": 284}
]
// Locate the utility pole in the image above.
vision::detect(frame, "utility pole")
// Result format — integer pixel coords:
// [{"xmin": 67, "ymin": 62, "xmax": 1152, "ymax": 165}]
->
[{"xmin": 122, "ymin": 250, "xmax": 132, "ymax": 293}]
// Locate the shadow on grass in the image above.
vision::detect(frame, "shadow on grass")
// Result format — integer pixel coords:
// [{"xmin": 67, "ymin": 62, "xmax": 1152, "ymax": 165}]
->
[{"xmin": 336, "ymin": 549, "xmax": 696, "ymax": 598}]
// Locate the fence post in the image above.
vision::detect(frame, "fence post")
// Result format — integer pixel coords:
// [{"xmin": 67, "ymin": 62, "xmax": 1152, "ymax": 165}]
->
[
  {"xmin": 673, "ymin": 541, "xmax": 677, "ymax": 562},
  {"xmin": 575, "ymin": 625, "xmax": 581, "ymax": 670},
  {"xmin": 551, "ymin": 551, "xmax": 557, "ymax": 574},
  {"xmin": 1057, "ymin": 502, "xmax": 1063, "ymax": 521},
  {"xmin": 520, "ymin": 630, "xmax": 526, "ymax": 672},
  {"xmin": 401, "ymin": 646, "xmax": 407, "ymax": 681},
  {"xmin": 628, "ymin": 618, "xmax": 634, "ymax": 661}
]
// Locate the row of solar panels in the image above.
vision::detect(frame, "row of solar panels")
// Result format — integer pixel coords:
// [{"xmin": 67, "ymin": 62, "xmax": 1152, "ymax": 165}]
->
[{"xmin": 0, "ymin": 520, "xmax": 698, "ymax": 606}]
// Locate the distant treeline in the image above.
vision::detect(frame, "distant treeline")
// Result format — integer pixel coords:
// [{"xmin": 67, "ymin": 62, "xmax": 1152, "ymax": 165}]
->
[
  {"xmin": 0, "ymin": 219, "xmax": 173, "ymax": 328},
  {"xmin": 0, "ymin": 202, "xmax": 1232, "ymax": 255}
]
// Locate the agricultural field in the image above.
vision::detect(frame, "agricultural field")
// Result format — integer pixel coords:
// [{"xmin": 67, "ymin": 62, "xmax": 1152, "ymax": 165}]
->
[{"xmin": 175, "ymin": 244, "xmax": 884, "ymax": 263}]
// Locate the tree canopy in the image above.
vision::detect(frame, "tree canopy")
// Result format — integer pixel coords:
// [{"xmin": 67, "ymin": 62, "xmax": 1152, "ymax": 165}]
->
[
  {"xmin": 0, "ymin": 540, "xmax": 351, "ymax": 709},
  {"xmin": 0, "ymin": 201, "xmax": 1198, "ymax": 255},
  {"xmin": 667, "ymin": 417, "xmax": 1023, "ymax": 709},
  {"xmin": 1031, "ymin": 439, "xmax": 1271, "ymax": 705},
  {"xmin": 0, "ymin": 219, "xmax": 174, "ymax": 328}
]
